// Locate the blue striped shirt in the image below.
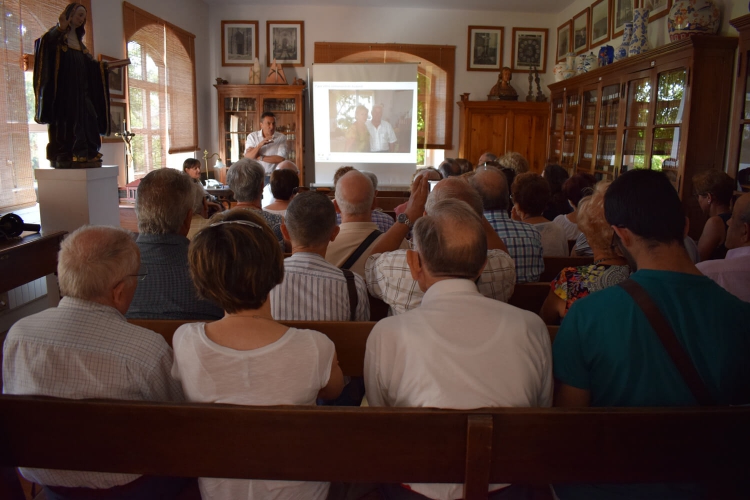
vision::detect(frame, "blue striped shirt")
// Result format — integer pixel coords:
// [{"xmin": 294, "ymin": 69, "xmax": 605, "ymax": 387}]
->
[
  {"xmin": 270, "ymin": 252, "xmax": 370, "ymax": 321},
  {"xmin": 484, "ymin": 210, "xmax": 544, "ymax": 283}
]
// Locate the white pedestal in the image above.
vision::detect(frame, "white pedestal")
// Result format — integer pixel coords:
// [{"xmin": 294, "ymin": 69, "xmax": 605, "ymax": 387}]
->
[{"xmin": 34, "ymin": 165, "xmax": 120, "ymax": 234}]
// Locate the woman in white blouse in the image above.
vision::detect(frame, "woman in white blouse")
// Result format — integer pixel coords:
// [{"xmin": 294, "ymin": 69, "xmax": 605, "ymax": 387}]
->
[
  {"xmin": 172, "ymin": 208, "xmax": 344, "ymax": 500},
  {"xmin": 552, "ymin": 172, "xmax": 597, "ymax": 242},
  {"xmin": 511, "ymin": 172, "xmax": 569, "ymax": 257}
]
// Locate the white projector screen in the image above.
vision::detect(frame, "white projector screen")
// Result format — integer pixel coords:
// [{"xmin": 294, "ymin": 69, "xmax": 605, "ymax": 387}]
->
[{"xmin": 312, "ymin": 63, "xmax": 419, "ymax": 187}]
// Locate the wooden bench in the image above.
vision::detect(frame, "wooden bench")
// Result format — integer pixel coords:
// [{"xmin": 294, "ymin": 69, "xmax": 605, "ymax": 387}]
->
[
  {"xmin": 0, "ymin": 396, "xmax": 747, "ymax": 500},
  {"xmin": 540, "ymin": 257, "xmax": 594, "ymax": 282},
  {"xmin": 508, "ymin": 282, "xmax": 549, "ymax": 315}
]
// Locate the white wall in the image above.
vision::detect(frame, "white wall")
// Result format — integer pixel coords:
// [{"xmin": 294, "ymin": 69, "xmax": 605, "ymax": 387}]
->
[
  {"xmin": 206, "ymin": 4, "xmax": 559, "ymax": 182},
  {"xmin": 90, "ymin": 0, "xmax": 211, "ymax": 186}
]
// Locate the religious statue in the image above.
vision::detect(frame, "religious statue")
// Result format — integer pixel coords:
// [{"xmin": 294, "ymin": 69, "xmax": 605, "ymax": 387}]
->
[
  {"xmin": 488, "ymin": 66, "xmax": 518, "ymax": 101},
  {"xmin": 265, "ymin": 59, "xmax": 287, "ymax": 85},
  {"xmin": 31, "ymin": 3, "xmax": 129, "ymax": 168}
]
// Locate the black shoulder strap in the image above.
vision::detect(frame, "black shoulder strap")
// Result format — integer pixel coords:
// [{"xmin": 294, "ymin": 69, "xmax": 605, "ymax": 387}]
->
[
  {"xmin": 618, "ymin": 279, "xmax": 716, "ymax": 406},
  {"xmin": 340, "ymin": 229, "xmax": 382, "ymax": 271},
  {"xmin": 341, "ymin": 269, "xmax": 358, "ymax": 321}
]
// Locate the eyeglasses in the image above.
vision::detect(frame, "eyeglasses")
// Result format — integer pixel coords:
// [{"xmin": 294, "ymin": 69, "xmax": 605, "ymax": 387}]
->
[
  {"xmin": 129, "ymin": 266, "xmax": 148, "ymax": 282},
  {"xmin": 209, "ymin": 220, "xmax": 263, "ymax": 229}
]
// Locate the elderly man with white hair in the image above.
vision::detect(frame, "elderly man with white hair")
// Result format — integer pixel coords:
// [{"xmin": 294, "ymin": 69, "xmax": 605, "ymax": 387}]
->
[
  {"xmin": 326, "ymin": 169, "xmax": 420, "ymax": 277},
  {"xmin": 127, "ymin": 168, "xmax": 223, "ymax": 320},
  {"xmin": 364, "ymin": 199, "xmax": 552, "ymax": 500},
  {"xmin": 3, "ymin": 226, "xmax": 187, "ymax": 499},
  {"xmin": 227, "ymin": 157, "xmax": 285, "ymax": 246}
]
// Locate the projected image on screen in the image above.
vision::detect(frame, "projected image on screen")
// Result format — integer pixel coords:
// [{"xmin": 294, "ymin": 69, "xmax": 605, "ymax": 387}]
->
[{"xmin": 328, "ymin": 90, "xmax": 414, "ymax": 154}]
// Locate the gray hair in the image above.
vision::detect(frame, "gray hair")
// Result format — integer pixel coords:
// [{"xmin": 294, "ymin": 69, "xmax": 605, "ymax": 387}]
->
[
  {"xmin": 426, "ymin": 177, "xmax": 484, "ymax": 216},
  {"xmin": 285, "ymin": 191, "xmax": 337, "ymax": 247},
  {"xmin": 136, "ymin": 168, "xmax": 194, "ymax": 234},
  {"xmin": 58, "ymin": 226, "xmax": 139, "ymax": 301},
  {"xmin": 413, "ymin": 199, "xmax": 487, "ymax": 280},
  {"xmin": 335, "ymin": 170, "xmax": 375, "ymax": 216},
  {"xmin": 469, "ymin": 166, "xmax": 509, "ymax": 211},
  {"xmin": 227, "ymin": 158, "xmax": 265, "ymax": 202},
  {"xmin": 361, "ymin": 171, "xmax": 379, "ymax": 190}
]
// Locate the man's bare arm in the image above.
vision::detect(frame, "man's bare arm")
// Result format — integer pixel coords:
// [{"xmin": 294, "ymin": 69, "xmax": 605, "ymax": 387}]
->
[
  {"xmin": 554, "ymin": 382, "xmax": 591, "ymax": 407},
  {"xmin": 367, "ymin": 175, "xmax": 429, "ymax": 255}
]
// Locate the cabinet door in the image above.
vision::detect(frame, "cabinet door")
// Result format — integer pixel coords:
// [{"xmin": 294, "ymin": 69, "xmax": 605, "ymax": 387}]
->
[
  {"xmin": 469, "ymin": 110, "xmax": 510, "ymax": 160},
  {"xmin": 511, "ymin": 110, "xmax": 548, "ymax": 173},
  {"xmin": 223, "ymin": 96, "xmax": 258, "ymax": 163},
  {"xmin": 578, "ymin": 86, "xmax": 598, "ymax": 172},
  {"xmin": 731, "ymin": 49, "xmax": 750, "ymax": 190},
  {"xmin": 594, "ymin": 82, "xmax": 621, "ymax": 181},
  {"xmin": 620, "ymin": 70, "xmax": 653, "ymax": 174},
  {"xmin": 652, "ymin": 67, "xmax": 687, "ymax": 189},
  {"xmin": 563, "ymin": 92, "xmax": 581, "ymax": 172},
  {"xmin": 548, "ymin": 95, "xmax": 564, "ymax": 164}
]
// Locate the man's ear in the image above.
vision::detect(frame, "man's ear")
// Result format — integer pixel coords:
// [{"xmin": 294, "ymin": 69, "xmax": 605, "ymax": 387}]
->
[
  {"xmin": 330, "ymin": 225, "xmax": 341, "ymax": 242},
  {"xmin": 333, "ymin": 199, "xmax": 342, "ymax": 214},
  {"xmin": 612, "ymin": 225, "xmax": 632, "ymax": 247},
  {"xmin": 371, "ymin": 190, "xmax": 379, "ymax": 210},
  {"xmin": 179, "ymin": 209, "xmax": 193, "ymax": 237},
  {"xmin": 111, "ymin": 278, "xmax": 131, "ymax": 314},
  {"xmin": 406, "ymin": 249, "xmax": 422, "ymax": 281},
  {"xmin": 474, "ymin": 258, "xmax": 488, "ymax": 282}
]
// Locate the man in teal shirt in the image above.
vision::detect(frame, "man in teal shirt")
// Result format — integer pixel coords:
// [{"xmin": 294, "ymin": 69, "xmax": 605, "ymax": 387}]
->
[{"xmin": 553, "ymin": 170, "xmax": 750, "ymax": 499}]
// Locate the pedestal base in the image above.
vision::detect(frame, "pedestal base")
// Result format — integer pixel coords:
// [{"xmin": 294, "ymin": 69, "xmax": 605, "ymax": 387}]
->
[{"xmin": 34, "ymin": 165, "xmax": 120, "ymax": 234}]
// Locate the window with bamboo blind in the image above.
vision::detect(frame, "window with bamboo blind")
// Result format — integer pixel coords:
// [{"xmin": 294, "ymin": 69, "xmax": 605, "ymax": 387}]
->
[
  {"xmin": 314, "ymin": 42, "xmax": 455, "ymax": 150},
  {"xmin": 0, "ymin": 0, "xmax": 92, "ymax": 211},
  {"xmin": 123, "ymin": 2, "xmax": 197, "ymax": 177}
]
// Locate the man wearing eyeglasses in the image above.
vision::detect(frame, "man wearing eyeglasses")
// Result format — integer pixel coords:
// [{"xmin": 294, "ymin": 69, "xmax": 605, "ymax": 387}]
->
[{"xmin": 3, "ymin": 225, "xmax": 188, "ymax": 499}]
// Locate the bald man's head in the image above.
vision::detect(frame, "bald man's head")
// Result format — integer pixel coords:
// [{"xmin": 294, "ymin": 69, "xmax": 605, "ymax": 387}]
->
[
  {"xmin": 334, "ymin": 170, "xmax": 375, "ymax": 216},
  {"xmin": 469, "ymin": 166, "xmax": 509, "ymax": 211},
  {"xmin": 726, "ymin": 193, "xmax": 750, "ymax": 250},
  {"xmin": 426, "ymin": 177, "xmax": 483, "ymax": 217},
  {"xmin": 276, "ymin": 160, "xmax": 299, "ymax": 173}
]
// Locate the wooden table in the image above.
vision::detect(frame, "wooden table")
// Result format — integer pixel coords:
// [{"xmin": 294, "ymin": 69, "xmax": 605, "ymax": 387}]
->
[{"xmin": 0, "ymin": 231, "xmax": 67, "ymax": 295}]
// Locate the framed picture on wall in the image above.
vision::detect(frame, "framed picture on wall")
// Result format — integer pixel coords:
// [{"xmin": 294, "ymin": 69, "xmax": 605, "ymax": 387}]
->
[
  {"xmin": 590, "ymin": 0, "xmax": 612, "ymax": 48},
  {"xmin": 612, "ymin": 0, "xmax": 636, "ymax": 38},
  {"xmin": 511, "ymin": 27, "xmax": 548, "ymax": 73},
  {"xmin": 557, "ymin": 21, "xmax": 572, "ymax": 62},
  {"xmin": 103, "ymin": 101, "xmax": 127, "ymax": 143},
  {"xmin": 649, "ymin": 0, "xmax": 672, "ymax": 21},
  {"xmin": 267, "ymin": 20, "xmax": 304, "ymax": 66},
  {"xmin": 467, "ymin": 26, "xmax": 504, "ymax": 71},
  {"xmin": 221, "ymin": 20, "xmax": 259, "ymax": 67},
  {"xmin": 573, "ymin": 8, "xmax": 590, "ymax": 54},
  {"xmin": 99, "ymin": 54, "xmax": 126, "ymax": 99}
]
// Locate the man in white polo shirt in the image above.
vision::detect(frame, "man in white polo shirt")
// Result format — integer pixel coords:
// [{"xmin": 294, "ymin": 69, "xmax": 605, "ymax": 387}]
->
[
  {"xmin": 244, "ymin": 111, "xmax": 287, "ymax": 175},
  {"xmin": 366, "ymin": 104, "xmax": 397, "ymax": 152}
]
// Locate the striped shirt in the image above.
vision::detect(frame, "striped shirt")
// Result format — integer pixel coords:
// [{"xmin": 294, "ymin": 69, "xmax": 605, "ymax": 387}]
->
[
  {"xmin": 366, "ymin": 249, "xmax": 516, "ymax": 315},
  {"xmin": 484, "ymin": 210, "xmax": 544, "ymax": 283},
  {"xmin": 270, "ymin": 252, "xmax": 370, "ymax": 321},
  {"xmin": 336, "ymin": 210, "xmax": 395, "ymax": 233},
  {"xmin": 3, "ymin": 297, "xmax": 183, "ymax": 488}
]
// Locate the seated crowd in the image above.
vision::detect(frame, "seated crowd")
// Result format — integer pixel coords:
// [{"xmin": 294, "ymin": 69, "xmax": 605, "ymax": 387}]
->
[{"xmin": 3, "ymin": 151, "xmax": 750, "ymax": 500}]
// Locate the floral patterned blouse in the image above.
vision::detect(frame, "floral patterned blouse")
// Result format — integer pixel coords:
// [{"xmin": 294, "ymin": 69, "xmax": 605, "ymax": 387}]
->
[{"xmin": 551, "ymin": 264, "xmax": 631, "ymax": 316}]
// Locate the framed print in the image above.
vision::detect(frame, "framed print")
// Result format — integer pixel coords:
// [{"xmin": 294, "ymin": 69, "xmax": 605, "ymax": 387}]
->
[
  {"xmin": 557, "ymin": 21, "xmax": 572, "ymax": 62},
  {"xmin": 103, "ymin": 101, "xmax": 127, "ymax": 143},
  {"xmin": 573, "ymin": 8, "xmax": 590, "ymax": 54},
  {"xmin": 613, "ymin": 0, "xmax": 636, "ymax": 38},
  {"xmin": 99, "ymin": 54, "xmax": 126, "ymax": 98},
  {"xmin": 511, "ymin": 27, "xmax": 548, "ymax": 73},
  {"xmin": 266, "ymin": 21, "xmax": 304, "ymax": 66},
  {"xmin": 590, "ymin": 0, "xmax": 612, "ymax": 47},
  {"xmin": 221, "ymin": 21, "xmax": 259, "ymax": 67},
  {"xmin": 648, "ymin": 0, "xmax": 672, "ymax": 22},
  {"xmin": 467, "ymin": 26, "xmax": 504, "ymax": 71}
]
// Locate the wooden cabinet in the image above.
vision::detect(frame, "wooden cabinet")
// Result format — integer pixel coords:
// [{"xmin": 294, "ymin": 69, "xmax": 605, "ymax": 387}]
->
[
  {"xmin": 214, "ymin": 84, "xmax": 305, "ymax": 182},
  {"xmin": 728, "ymin": 15, "xmax": 750, "ymax": 191},
  {"xmin": 457, "ymin": 101, "xmax": 550, "ymax": 172},
  {"xmin": 547, "ymin": 36, "xmax": 737, "ymax": 239}
]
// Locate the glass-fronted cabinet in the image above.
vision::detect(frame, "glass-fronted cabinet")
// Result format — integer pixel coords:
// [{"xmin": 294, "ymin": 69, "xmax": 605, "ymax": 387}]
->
[
  {"xmin": 651, "ymin": 69, "xmax": 686, "ymax": 187},
  {"xmin": 578, "ymin": 87, "xmax": 598, "ymax": 172},
  {"xmin": 562, "ymin": 93, "xmax": 580, "ymax": 172},
  {"xmin": 215, "ymin": 84, "xmax": 306, "ymax": 183},
  {"xmin": 728, "ymin": 14, "xmax": 750, "ymax": 192},
  {"xmin": 594, "ymin": 83, "xmax": 620, "ymax": 181},
  {"xmin": 548, "ymin": 96, "xmax": 564, "ymax": 164},
  {"xmin": 621, "ymin": 73, "xmax": 652, "ymax": 175}
]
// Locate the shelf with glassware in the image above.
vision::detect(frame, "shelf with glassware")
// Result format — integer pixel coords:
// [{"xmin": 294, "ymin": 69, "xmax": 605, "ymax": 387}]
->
[
  {"xmin": 548, "ymin": 96, "xmax": 564, "ymax": 164},
  {"xmin": 214, "ymin": 84, "xmax": 306, "ymax": 184},
  {"xmin": 727, "ymin": 14, "xmax": 750, "ymax": 192},
  {"xmin": 546, "ymin": 36, "xmax": 737, "ymax": 239}
]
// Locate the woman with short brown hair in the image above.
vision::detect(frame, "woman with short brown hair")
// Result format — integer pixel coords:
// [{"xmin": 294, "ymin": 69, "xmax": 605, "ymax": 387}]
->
[
  {"xmin": 511, "ymin": 173, "xmax": 568, "ymax": 256},
  {"xmin": 693, "ymin": 170, "xmax": 734, "ymax": 261}
]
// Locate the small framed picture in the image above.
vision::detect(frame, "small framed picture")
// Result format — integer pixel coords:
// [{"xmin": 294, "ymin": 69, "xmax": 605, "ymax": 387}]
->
[
  {"xmin": 467, "ymin": 26, "xmax": 504, "ymax": 71},
  {"xmin": 99, "ymin": 54, "xmax": 126, "ymax": 99},
  {"xmin": 557, "ymin": 21, "xmax": 572, "ymax": 62},
  {"xmin": 590, "ymin": 0, "xmax": 612, "ymax": 48},
  {"xmin": 221, "ymin": 21, "xmax": 259, "ymax": 67},
  {"xmin": 103, "ymin": 101, "xmax": 127, "ymax": 143},
  {"xmin": 613, "ymin": 0, "xmax": 636, "ymax": 38},
  {"xmin": 267, "ymin": 20, "xmax": 304, "ymax": 66},
  {"xmin": 573, "ymin": 8, "xmax": 590, "ymax": 55},
  {"xmin": 649, "ymin": 0, "xmax": 672, "ymax": 22},
  {"xmin": 511, "ymin": 27, "xmax": 548, "ymax": 73}
]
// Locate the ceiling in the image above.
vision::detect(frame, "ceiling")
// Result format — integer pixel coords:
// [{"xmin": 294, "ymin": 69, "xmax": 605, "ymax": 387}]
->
[{"xmin": 201, "ymin": 0, "xmax": 576, "ymax": 13}]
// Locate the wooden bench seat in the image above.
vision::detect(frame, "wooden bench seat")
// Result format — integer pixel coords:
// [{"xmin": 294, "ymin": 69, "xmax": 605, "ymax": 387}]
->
[{"xmin": 0, "ymin": 396, "xmax": 747, "ymax": 500}]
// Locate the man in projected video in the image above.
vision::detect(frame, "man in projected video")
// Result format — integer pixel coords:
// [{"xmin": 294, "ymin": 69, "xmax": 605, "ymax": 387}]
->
[
  {"xmin": 366, "ymin": 104, "xmax": 397, "ymax": 152},
  {"xmin": 244, "ymin": 112, "xmax": 288, "ymax": 176}
]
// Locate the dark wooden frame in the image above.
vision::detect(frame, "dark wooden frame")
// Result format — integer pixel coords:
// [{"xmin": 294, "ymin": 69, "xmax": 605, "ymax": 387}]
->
[
  {"xmin": 727, "ymin": 14, "xmax": 750, "ymax": 188},
  {"xmin": 221, "ymin": 20, "xmax": 259, "ymax": 67},
  {"xmin": 511, "ymin": 27, "xmax": 548, "ymax": 73},
  {"xmin": 612, "ymin": 0, "xmax": 637, "ymax": 39},
  {"xmin": 266, "ymin": 20, "xmax": 305, "ymax": 67},
  {"xmin": 98, "ymin": 54, "xmax": 126, "ymax": 98},
  {"xmin": 573, "ymin": 7, "xmax": 591, "ymax": 55},
  {"xmin": 467, "ymin": 26, "xmax": 504, "ymax": 72},
  {"xmin": 102, "ymin": 100, "xmax": 128, "ymax": 143},
  {"xmin": 557, "ymin": 20, "xmax": 573, "ymax": 63},
  {"xmin": 590, "ymin": 0, "xmax": 612, "ymax": 48},
  {"xmin": 648, "ymin": 0, "xmax": 673, "ymax": 22}
]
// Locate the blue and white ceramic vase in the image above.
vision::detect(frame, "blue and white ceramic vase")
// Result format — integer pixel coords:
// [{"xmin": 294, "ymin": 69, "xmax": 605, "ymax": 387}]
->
[
  {"xmin": 629, "ymin": 8, "xmax": 651, "ymax": 56},
  {"xmin": 583, "ymin": 52, "xmax": 598, "ymax": 72},
  {"xmin": 615, "ymin": 23, "xmax": 633, "ymax": 61},
  {"xmin": 668, "ymin": 0, "xmax": 721, "ymax": 42}
]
